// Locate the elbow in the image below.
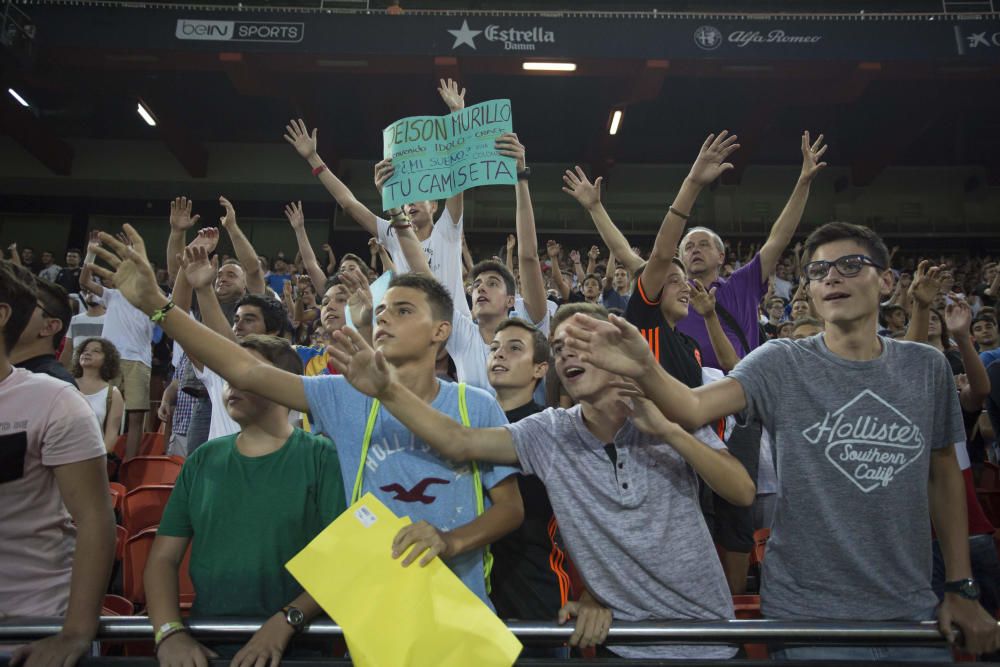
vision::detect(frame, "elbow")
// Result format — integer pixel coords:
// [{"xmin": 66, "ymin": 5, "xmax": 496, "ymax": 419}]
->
[{"xmin": 734, "ymin": 480, "xmax": 757, "ymax": 507}]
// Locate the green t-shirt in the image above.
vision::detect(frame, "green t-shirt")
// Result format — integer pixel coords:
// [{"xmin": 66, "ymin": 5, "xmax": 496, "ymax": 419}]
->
[{"xmin": 158, "ymin": 428, "xmax": 346, "ymax": 618}]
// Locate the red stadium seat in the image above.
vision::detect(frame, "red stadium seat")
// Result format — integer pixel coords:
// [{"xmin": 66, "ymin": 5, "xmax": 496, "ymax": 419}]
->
[
  {"xmin": 732, "ymin": 594, "xmax": 768, "ymax": 658},
  {"xmin": 139, "ymin": 432, "xmax": 166, "ymax": 457},
  {"xmin": 115, "ymin": 525, "xmax": 128, "ymax": 563},
  {"xmin": 122, "ymin": 485, "xmax": 174, "ymax": 536},
  {"xmin": 122, "ymin": 526, "xmax": 194, "ymax": 609},
  {"xmin": 120, "ymin": 456, "xmax": 184, "ymax": 490},
  {"xmin": 750, "ymin": 528, "xmax": 770, "ymax": 566},
  {"xmin": 109, "ymin": 482, "xmax": 127, "ymax": 514},
  {"xmin": 101, "ymin": 594, "xmax": 134, "ymax": 616}
]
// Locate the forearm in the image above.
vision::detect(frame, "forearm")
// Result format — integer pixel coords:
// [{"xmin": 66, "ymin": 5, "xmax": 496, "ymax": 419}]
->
[
  {"xmin": 293, "ymin": 227, "xmax": 326, "ymax": 293},
  {"xmin": 653, "ymin": 177, "xmax": 700, "ymax": 260},
  {"xmin": 930, "ymin": 450, "xmax": 972, "ymax": 581},
  {"xmin": 308, "ymin": 154, "xmax": 377, "ymax": 235},
  {"xmin": 379, "ymin": 248, "xmax": 395, "ymax": 273},
  {"xmin": 704, "ymin": 312, "xmax": 741, "ymax": 371},
  {"xmin": 225, "ymin": 224, "xmax": 265, "ymax": 295},
  {"xmin": 461, "ymin": 241, "xmax": 473, "ymax": 273},
  {"xmin": 637, "ymin": 364, "xmax": 728, "ymax": 431},
  {"xmin": 171, "ymin": 270, "xmax": 193, "ymax": 314},
  {"xmin": 573, "ymin": 262, "xmax": 586, "ymax": 285},
  {"xmin": 506, "ymin": 246, "xmax": 515, "ymax": 271},
  {"xmin": 586, "ymin": 203, "xmax": 643, "ymax": 274},
  {"xmin": 664, "ymin": 426, "xmax": 755, "ymax": 506},
  {"xmin": 446, "ymin": 484, "xmax": 523, "ymax": 557},
  {"xmin": 166, "ymin": 230, "xmax": 186, "ymax": 283},
  {"xmin": 551, "ymin": 266, "xmax": 570, "ymax": 301},
  {"xmin": 515, "ymin": 181, "xmax": 547, "ymax": 323},
  {"xmin": 905, "ymin": 302, "xmax": 930, "ymax": 343},
  {"xmin": 760, "ymin": 177, "xmax": 811, "ymax": 275},
  {"xmin": 586, "ymin": 256, "xmax": 597, "ymax": 275},
  {"xmin": 9, "ymin": 250, "xmax": 22, "ymax": 266},
  {"xmin": 956, "ymin": 336, "xmax": 990, "ymax": 402},
  {"xmin": 79, "ymin": 264, "xmax": 103, "ymax": 294},
  {"xmin": 445, "ymin": 192, "xmax": 463, "ymax": 225},
  {"xmin": 326, "ymin": 248, "xmax": 337, "ymax": 275},
  {"xmin": 62, "ymin": 513, "xmax": 115, "ymax": 638},
  {"xmin": 395, "ymin": 222, "xmax": 432, "ymax": 275},
  {"xmin": 145, "ymin": 556, "xmax": 184, "ymax": 629},
  {"xmin": 194, "ymin": 285, "xmax": 237, "ymax": 342}
]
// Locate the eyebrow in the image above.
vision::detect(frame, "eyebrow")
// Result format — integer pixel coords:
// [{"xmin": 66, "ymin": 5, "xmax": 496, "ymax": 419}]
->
[{"xmin": 375, "ymin": 300, "xmax": 417, "ymax": 314}]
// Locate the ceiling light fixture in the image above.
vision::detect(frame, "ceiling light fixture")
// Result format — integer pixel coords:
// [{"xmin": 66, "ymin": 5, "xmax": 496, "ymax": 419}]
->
[
  {"xmin": 137, "ymin": 100, "xmax": 157, "ymax": 127},
  {"xmin": 609, "ymin": 109, "xmax": 623, "ymax": 135},
  {"xmin": 522, "ymin": 62, "xmax": 577, "ymax": 72},
  {"xmin": 8, "ymin": 88, "xmax": 29, "ymax": 107}
]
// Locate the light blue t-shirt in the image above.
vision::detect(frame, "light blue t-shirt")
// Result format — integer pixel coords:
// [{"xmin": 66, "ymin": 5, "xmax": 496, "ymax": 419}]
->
[
  {"xmin": 981, "ymin": 348, "xmax": 1000, "ymax": 369},
  {"xmin": 302, "ymin": 375, "xmax": 517, "ymax": 607}
]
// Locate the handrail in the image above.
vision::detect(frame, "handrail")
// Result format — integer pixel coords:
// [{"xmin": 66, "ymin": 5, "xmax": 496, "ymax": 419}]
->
[{"xmin": 0, "ymin": 617, "xmax": 953, "ymax": 645}]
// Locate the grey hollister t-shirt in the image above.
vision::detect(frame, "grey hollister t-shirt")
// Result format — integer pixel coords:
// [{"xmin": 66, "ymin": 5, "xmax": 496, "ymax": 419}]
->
[
  {"xmin": 506, "ymin": 406, "xmax": 736, "ymax": 660},
  {"xmin": 729, "ymin": 334, "xmax": 966, "ymax": 621}
]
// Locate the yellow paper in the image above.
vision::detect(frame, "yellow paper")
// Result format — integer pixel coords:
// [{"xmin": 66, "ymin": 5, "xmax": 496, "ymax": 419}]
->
[{"xmin": 286, "ymin": 493, "xmax": 522, "ymax": 667}]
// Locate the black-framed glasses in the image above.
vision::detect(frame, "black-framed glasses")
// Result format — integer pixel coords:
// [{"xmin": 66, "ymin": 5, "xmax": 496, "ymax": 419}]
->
[
  {"xmin": 36, "ymin": 301, "xmax": 58, "ymax": 319},
  {"xmin": 803, "ymin": 254, "xmax": 883, "ymax": 282}
]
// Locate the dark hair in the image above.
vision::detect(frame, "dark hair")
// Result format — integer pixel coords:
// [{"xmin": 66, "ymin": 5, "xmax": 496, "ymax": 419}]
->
[
  {"xmin": 323, "ymin": 274, "xmax": 344, "ymax": 293},
  {"xmin": 0, "ymin": 261, "xmax": 37, "ymax": 352},
  {"xmin": 387, "ymin": 273, "xmax": 454, "ymax": 324},
  {"xmin": 239, "ymin": 334, "xmax": 303, "ymax": 376},
  {"xmin": 495, "ymin": 317, "xmax": 551, "ymax": 365},
  {"xmin": 581, "ymin": 273, "xmax": 602, "ymax": 287},
  {"xmin": 879, "ymin": 304, "xmax": 906, "ymax": 328},
  {"xmin": 34, "ymin": 278, "xmax": 72, "ymax": 350},
  {"xmin": 236, "ymin": 294, "xmax": 289, "ymax": 337},
  {"xmin": 792, "ymin": 316, "xmax": 823, "ymax": 330},
  {"xmin": 972, "ymin": 313, "xmax": 998, "ymax": 330},
  {"xmin": 551, "ymin": 302, "xmax": 610, "ymax": 339},
  {"xmin": 470, "ymin": 260, "xmax": 516, "ymax": 297},
  {"xmin": 929, "ymin": 307, "xmax": 952, "ymax": 350},
  {"xmin": 802, "ymin": 222, "xmax": 890, "ymax": 272},
  {"xmin": 339, "ymin": 253, "xmax": 366, "ymax": 270},
  {"xmin": 71, "ymin": 337, "xmax": 121, "ymax": 382},
  {"xmin": 66, "ymin": 247, "xmax": 82, "ymax": 256}
]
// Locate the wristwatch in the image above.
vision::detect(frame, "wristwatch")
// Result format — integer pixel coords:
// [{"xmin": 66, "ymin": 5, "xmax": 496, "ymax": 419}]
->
[
  {"xmin": 517, "ymin": 166, "xmax": 531, "ymax": 181},
  {"xmin": 282, "ymin": 605, "xmax": 306, "ymax": 633},
  {"xmin": 944, "ymin": 578, "xmax": 980, "ymax": 600}
]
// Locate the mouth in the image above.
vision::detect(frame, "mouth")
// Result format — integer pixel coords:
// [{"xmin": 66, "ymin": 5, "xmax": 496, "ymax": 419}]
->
[
  {"xmin": 476, "ymin": 296, "xmax": 489, "ymax": 304},
  {"xmin": 678, "ymin": 296, "xmax": 689, "ymax": 304},
  {"xmin": 563, "ymin": 366, "xmax": 585, "ymax": 380},
  {"xmin": 374, "ymin": 329, "xmax": 393, "ymax": 343},
  {"xmin": 823, "ymin": 292, "xmax": 850, "ymax": 302},
  {"xmin": 490, "ymin": 364, "xmax": 509, "ymax": 373},
  {"xmin": 226, "ymin": 396, "xmax": 243, "ymax": 406}
]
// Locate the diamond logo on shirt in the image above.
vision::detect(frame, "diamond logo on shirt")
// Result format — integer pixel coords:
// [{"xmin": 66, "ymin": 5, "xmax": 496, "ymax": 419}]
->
[{"xmin": 801, "ymin": 389, "xmax": 925, "ymax": 493}]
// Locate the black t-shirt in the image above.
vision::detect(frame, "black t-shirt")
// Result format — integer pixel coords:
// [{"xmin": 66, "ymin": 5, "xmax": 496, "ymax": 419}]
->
[
  {"xmin": 55, "ymin": 267, "xmax": 82, "ymax": 295},
  {"xmin": 624, "ymin": 275, "xmax": 703, "ymax": 389},
  {"xmin": 15, "ymin": 354, "xmax": 78, "ymax": 388},
  {"xmin": 489, "ymin": 401, "xmax": 568, "ymax": 620}
]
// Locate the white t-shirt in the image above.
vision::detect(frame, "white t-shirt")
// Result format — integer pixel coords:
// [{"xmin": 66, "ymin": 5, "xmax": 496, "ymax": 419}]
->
[
  {"xmin": 376, "ymin": 208, "xmax": 470, "ymax": 317},
  {"xmin": 446, "ymin": 301, "xmax": 551, "ymax": 394},
  {"xmin": 101, "ymin": 288, "xmax": 154, "ymax": 366},
  {"xmin": 65, "ymin": 312, "xmax": 106, "ymax": 356},
  {"xmin": 194, "ymin": 366, "xmax": 301, "ymax": 441},
  {"xmin": 0, "ymin": 367, "xmax": 106, "ymax": 616},
  {"xmin": 773, "ymin": 277, "xmax": 794, "ymax": 302}
]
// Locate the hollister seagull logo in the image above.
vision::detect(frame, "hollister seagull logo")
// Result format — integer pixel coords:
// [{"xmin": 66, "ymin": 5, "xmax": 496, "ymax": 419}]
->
[
  {"xmin": 380, "ymin": 478, "xmax": 449, "ymax": 504},
  {"xmin": 801, "ymin": 389, "xmax": 925, "ymax": 493}
]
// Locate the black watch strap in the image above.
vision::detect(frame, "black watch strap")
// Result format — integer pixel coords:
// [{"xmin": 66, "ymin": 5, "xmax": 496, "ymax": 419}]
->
[
  {"xmin": 517, "ymin": 166, "xmax": 531, "ymax": 181},
  {"xmin": 944, "ymin": 578, "xmax": 980, "ymax": 600}
]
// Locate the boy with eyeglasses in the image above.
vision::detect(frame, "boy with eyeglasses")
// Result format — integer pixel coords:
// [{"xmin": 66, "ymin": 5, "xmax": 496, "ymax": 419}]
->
[{"xmin": 555, "ymin": 221, "xmax": 1000, "ymax": 659}]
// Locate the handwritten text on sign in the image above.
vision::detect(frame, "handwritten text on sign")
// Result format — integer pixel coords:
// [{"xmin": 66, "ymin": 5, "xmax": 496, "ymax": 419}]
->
[{"xmin": 381, "ymin": 99, "xmax": 516, "ymax": 210}]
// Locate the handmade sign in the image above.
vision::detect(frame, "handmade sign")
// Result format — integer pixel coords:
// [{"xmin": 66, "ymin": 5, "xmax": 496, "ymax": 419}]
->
[{"xmin": 381, "ymin": 99, "xmax": 517, "ymax": 210}]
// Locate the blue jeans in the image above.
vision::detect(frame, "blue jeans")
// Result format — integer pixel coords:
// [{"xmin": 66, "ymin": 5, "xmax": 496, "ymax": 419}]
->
[
  {"xmin": 932, "ymin": 534, "xmax": 1000, "ymax": 617},
  {"xmin": 772, "ymin": 645, "xmax": 952, "ymax": 661},
  {"xmin": 185, "ymin": 395, "xmax": 212, "ymax": 455}
]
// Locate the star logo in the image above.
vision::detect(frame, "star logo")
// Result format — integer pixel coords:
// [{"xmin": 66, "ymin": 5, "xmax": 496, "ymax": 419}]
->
[
  {"xmin": 967, "ymin": 32, "xmax": 990, "ymax": 48},
  {"xmin": 448, "ymin": 20, "xmax": 482, "ymax": 50}
]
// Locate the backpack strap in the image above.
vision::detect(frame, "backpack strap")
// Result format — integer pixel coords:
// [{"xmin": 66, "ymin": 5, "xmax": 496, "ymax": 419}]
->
[{"xmin": 713, "ymin": 300, "xmax": 753, "ymax": 357}]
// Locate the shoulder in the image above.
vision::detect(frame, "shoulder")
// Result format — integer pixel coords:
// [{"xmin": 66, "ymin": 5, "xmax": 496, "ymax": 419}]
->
[
  {"xmin": 187, "ymin": 434, "xmax": 236, "ymax": 464},
  {"xmin": 886, "ymin": 337, "xmax": 949, "ymax": 365}
]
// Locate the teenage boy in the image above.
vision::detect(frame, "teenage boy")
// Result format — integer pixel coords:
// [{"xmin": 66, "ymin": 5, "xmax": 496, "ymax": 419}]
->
[
  {"xmin": 325, "ymin": 302, "xmax": 754, "ymax": 660},
  {"xmin": 0, "ymin": 261, "xmax": 115, "ymax": 667},
  {"xmin": 395, "ymin": 134, "xmax": 550, "ymax": 394},
  {"xmin": 10, "ymin": 273, "xmax": 77, "ymax": 386},
  {"xmin": 59, "ymin": 289, "xmax": 106, "ymax": 368},
  {"xmin": 284, "ymin": 79, "xmax": 471, "ymax": 316},
  {"xmin": 556, "ymin": 222, "xmax": 1000, "ymax": 658},
  {"xmin": 485, "ymin": 318, "xmax": 569, "ymax": 624},
  {"xmin": 145, "ymin": 335, "xmax": 344, "ymax": 666},
  {"xmin": 89, "ymin": 226, "xmax": 523, "ymax": 609}
]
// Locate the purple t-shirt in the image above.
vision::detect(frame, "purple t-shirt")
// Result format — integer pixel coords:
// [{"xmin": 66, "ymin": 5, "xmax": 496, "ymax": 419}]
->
[{"xmin": 676, "ymin": 253, "xmax": 766, "ymax": 370}]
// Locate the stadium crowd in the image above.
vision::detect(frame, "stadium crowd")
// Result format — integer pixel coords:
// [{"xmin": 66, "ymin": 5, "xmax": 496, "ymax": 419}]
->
[{"xmin": 3, "ymin": 79, "xmax": 1000, "ymax": 664}]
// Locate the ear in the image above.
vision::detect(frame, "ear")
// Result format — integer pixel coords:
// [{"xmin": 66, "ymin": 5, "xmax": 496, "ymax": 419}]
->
[
  {"xmin": 532, "ymin": 360, "xmax": 549, "ymax": 381},
  {"xmin": 431, "ymin": 320, "xmax": 452, "ymax": 346},
  {"xmin": 505, "ymin": 294, "xmax": 516, "ymax": 310},
  {"xmin": 40, "ymin": 316, "xmax": 63, "ymax": 339},
  {"xmin": 0, "ymin": 303, "xmax": 10, "ymax": 335},
  {"xmin": 878, "ymin": 268, "xmax": 894, "ymax": 295}
]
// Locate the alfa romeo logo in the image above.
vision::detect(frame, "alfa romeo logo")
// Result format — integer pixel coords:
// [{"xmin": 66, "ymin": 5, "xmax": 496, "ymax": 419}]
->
[{"xmin": 694, "ymin": 25, "xmax": 723, "ymax": 51}]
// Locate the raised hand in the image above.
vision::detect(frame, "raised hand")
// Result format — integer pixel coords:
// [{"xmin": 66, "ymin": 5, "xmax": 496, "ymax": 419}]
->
[
  {"xmin": 945, "ymin": 297, "xmax": 973, "ymax": 334},
  {"xmin": 169, "ymin": 197, "xmax": 200, "ymax": 232},
  {"xmin": 340, "ymin": 265, "xmax": 373, "ymax": 325},
  {"xmin": 283, "ymin": 119, "xmax": 318, "ymax": 161},
  {"xmin": 687, "ymin": 130, "xmax": 740, "ymax": 186},
  {"xmin": 326, "ymin": 326, "xmax": 393, "ymax": 397},
  {"xmin": 561, "ymin": 166, "xmax": 603, "ymax": 210},
  {"xmin": 368, "ymin": 237, "xmax": 380, "ymax": 256},
  {"xmin": 188, "ymin": 227, "xmax": 220, "ymax": 255},
  {"xmin": 437, "ymin": 77, "xmax": 466, "ymax": 113},
  {"xmin": 909, "ymin": 260, "xmax": 944, "ymax": 308},
  {"xmin": 546, "ymin": 240, "xmax": 562, "ymax": 260},
  {"xmin": 588, "ymin": 245, "xmax": 600, "ymax": 261},
  {"xmin": 506, "ymin": 234, "xmax": 516, "ymax": 252},
  {"xmin": 569, "ymin": 249, "xmax": 581, "ymax": 265},
  {"xmin": 374, "ymin": 159, "xmax": 395, "ymax": 194},
  {"xmin": 800, "ymin": 131, "xmax": 828, "ymax": 183},
  {"xmin": 284, "ymin": 201, "xmax": 305, "ymax": 230},
  {"xmin": 560, "ymin": 313, "xmax": 653, "ymax": 379},
  {"xmin": 180, "ymin": 245, "xmax": 218, "ymax": 291},
  {"xmin": 611, "ymin": 382, "xmax": 678, "ymax": 439},
  {"xmin": 494, "ymin": 132, "xmax": 525, "ymax": 172},
  {"xmin": 90, "ymin": 225, "xmax": 164, "ymax": 313},
  {"xmin": 218, "ymin": 196, "xmax": 237, "ymax": 231},
  {"xmin": 689, "ymin": 279, "xmax": 718, "ymax": 317}
]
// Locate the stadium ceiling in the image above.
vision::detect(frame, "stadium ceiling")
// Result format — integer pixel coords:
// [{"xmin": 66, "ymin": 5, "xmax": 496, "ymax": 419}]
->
[{"xmin": 1, "ymin": 1, "xmax": 999, "ymax": 185}]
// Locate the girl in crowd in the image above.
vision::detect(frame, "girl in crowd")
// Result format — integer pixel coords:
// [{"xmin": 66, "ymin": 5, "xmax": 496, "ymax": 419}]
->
[{"xmin": 71, "ymin": 337, "xmax": 125, "ymax": 452}]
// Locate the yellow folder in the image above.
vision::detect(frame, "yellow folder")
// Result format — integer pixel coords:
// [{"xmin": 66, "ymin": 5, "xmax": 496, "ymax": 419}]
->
[{"xmin": 286, "ymin": 493, "xmax": 523, "ymax": 667}]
